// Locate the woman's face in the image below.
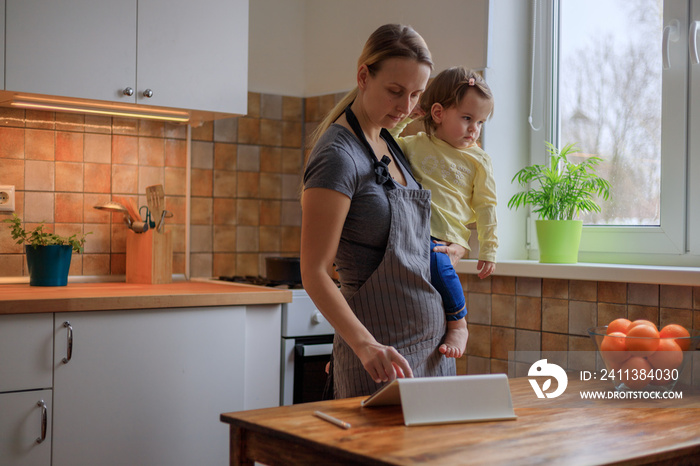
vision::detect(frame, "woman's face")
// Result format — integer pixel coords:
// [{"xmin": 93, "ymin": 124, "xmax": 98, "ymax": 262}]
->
[{"xmin": 358, "ymin": 57, "xmax": 431, "ymax": 130}]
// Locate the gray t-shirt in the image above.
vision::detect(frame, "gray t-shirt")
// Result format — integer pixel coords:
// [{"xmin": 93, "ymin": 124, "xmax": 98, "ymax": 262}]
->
[{"xmin": 303, "ymin": 124, "xmax": 419, "ymax": 294}]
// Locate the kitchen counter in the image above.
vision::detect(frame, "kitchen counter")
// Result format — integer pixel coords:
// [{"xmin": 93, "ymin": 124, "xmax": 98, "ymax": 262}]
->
[
  {"xmin": 0, "ymin": 280, "xmax": 292, "ymax": 314},
  {"xmin": 221, "ymin": 378, "xmax": 700, "ymax": 465}
]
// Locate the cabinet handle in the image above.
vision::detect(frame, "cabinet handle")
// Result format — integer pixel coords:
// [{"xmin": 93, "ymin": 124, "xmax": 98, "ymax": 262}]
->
[
  {"xmin": 62, "ymin": 321, "xmax": 73, "ymax": 364},
  {"xmin": 123, "ymin": 87, "xmax": 134, "ymax": 96},
  {"xmin": 143, "ymin": 89, "xmax": 154, "ymax": 98},
  {"xmin": 36, "ymin": 400, "xmax": 47, "ymax": 444}
]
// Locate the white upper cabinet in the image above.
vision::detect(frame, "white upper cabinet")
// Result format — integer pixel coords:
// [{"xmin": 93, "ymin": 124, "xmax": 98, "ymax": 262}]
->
[
  {"xmin": 5, "ymin": 0, "xmax": 137, "ymax": 104},
  {"xmin": 5, "ymin": 0, "xmax": 248, "ymax": 115},
  {"xmin": 137, "ymin": 0, "xmax": 248, "ymax": 114}
]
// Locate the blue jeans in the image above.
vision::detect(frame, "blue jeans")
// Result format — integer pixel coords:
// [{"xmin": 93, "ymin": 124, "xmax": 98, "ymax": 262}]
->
[{"xmin": 430, "ymin": 240, "xmax": 467, "ymax": 321}]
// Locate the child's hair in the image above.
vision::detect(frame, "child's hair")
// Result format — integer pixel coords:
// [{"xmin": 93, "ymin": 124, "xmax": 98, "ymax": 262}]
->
[
  {"xmin": 309, "ymin": 24, "xmax": 433, "ymax": 147},
  {"xmin": 419, "ymin": 67, "xmax": 494, "ymax": 137}
]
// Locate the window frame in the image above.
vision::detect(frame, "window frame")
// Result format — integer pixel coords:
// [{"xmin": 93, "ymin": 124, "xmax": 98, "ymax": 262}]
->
[{"xmin": 529, "ymin": 0, "xmax": 698, "ymax": 266}]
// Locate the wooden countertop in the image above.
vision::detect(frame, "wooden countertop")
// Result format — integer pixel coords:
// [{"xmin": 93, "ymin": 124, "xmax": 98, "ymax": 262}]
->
[
  {"xmin": 221, "ymin": 378, "xmax": 700, "ymax": 465},
  {"xmin": 0, "ymin": 280, "xmax": 292, "ymax": 314}
]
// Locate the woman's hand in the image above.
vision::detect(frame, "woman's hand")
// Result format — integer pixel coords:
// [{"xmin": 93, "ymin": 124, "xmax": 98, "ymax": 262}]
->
[
  {"xmin": 358, "ymin": 342, "xmax": 413, "ymax": 383},
  {"xmin": 431, "ymin": 241, "xmax": 467, "ymax": 267}
]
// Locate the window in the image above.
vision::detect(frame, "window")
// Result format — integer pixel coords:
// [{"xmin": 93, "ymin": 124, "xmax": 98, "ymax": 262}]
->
[
  {"xmin": 532, "ymin": 0, "xmax": 700, "ymax": 265},
  {"xmin": 560, "ymin": 0, "xmax": 662, "ymax": 226}
]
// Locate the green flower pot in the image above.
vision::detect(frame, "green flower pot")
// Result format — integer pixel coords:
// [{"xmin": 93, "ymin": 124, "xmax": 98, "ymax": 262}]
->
[
  {"xmin": 535, "ymin": 220, "xmax": 583, "ymax": 264},
  {"xmin": 25, "ymin": 245, "xmax": 72, "ymax": 286}
]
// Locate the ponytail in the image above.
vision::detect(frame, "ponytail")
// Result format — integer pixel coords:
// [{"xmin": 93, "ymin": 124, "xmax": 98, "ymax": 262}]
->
[{"xmin": 308, "ymin": 24, "xmax": 432, "ymax": 149}]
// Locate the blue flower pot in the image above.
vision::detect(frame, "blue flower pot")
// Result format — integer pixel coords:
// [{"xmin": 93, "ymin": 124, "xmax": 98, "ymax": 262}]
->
[{"xmin": 25, "ymin": 245, "xmax": 72, "ymax": 286}]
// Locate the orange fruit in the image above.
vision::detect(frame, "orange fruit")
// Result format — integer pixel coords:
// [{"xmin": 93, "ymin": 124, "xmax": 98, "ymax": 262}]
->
[
  {"xmin": 626, "ymin": 324, "xmax": 660, "ymax": 357},
  {"xmin": 606, "ymin": 359, "xmax": 626, "ymax": 372},
  {"xmin": 600, "ymin": 331, "xmax": 630, "ymax": 365},
  {"xmin": 659, "ymin": 324, "xmax": 691, "ymax": 351},
  {"xmin": 647, "ymin": 338, "xmax": 683, "ymax": 372},
  {"xmin": 606, "ymin": 318, "xmax": 631, "ymax": 335},
  {"xmin": 627, "ymin": 319, "xmax": 658, "ymax": 331},
  {"xmin": 620, "ymin": 357, "xmax": 652, "ymax": 390}
]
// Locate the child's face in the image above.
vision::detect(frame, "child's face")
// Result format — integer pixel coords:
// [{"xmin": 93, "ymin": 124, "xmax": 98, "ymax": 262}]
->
[{"xmin": 433, "ymin": 90, "xmax": 492, "ymax": 149}]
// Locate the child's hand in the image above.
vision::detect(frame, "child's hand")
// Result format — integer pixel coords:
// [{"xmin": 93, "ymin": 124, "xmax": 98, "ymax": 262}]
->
[
  {"xmin": 477, "ymin": 260, "xmax": 495, "ymax": 279},
  {"xmin": 409, "ymin": 105, "xmax": 426, "ymax": 119}
]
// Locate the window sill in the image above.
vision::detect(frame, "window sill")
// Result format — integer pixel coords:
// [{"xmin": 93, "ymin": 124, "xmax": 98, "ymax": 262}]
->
[{"xmin": 454, "ymin": 260, "xmax": 700, "ymax": 286}]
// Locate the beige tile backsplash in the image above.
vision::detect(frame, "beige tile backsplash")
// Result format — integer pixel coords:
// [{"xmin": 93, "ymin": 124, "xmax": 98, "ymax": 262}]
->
[
  {"xmin": 459, "ymin": 276, "xmax": 700, "ymax": 384},
  {"xmin": 0, "ymin": 91, "xmax": 309, "ymax": 279},
  {"xmin": 3, "ymin": 91, "xmax": 699, "ymax": 387}
]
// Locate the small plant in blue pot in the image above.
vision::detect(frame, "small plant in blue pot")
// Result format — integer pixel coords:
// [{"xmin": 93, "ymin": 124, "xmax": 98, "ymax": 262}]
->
[{"xmin": 3, "ymin": 214, "xmax": 91, "ymax": 286}]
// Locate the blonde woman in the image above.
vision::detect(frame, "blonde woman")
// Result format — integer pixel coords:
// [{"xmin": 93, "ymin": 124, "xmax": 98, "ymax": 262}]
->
[{"xmin": 301, "ymin": 24, "xmax": 462, "ymax": 399}]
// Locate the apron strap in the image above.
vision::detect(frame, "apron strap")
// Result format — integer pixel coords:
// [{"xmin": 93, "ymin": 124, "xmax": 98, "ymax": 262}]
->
[
  {"xmin": 383, "ymin": 128, "xmax": 417, "ymax": 186},
  {"xmin": 344, "ymin": 105, "xmax": 396, "ymax": 189}
]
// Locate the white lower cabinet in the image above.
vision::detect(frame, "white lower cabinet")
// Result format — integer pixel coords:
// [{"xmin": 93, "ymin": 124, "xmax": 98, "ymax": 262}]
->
[
  {"xmin": 51, "ymin": 306, "xmax": 274, "ymax": 466},
  {"xmin": 0, "ymin": 304, "xmax": 280, "ymax": 466},
  {"xmin": 0, "ymin": 314, "xmax": 53, "ymax": 466},
  {"xmin": 0, "ymin": 390, "xmax": 52, "ymax": 466},
  {"xmin": 243, "ymin": 304, "xmax": 282, "ymax": 410}
]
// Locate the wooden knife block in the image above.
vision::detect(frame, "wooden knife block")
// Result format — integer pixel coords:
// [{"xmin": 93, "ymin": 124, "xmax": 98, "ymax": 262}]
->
[{"xmin": 126, "ymin": 229, "xmax": 173, "ymax": 284}]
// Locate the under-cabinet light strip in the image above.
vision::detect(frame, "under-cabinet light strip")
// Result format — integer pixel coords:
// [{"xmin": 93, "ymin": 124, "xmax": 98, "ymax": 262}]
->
[{"xmin": 10, "ymin": 101, "xmax": 190, "ymax": 122}]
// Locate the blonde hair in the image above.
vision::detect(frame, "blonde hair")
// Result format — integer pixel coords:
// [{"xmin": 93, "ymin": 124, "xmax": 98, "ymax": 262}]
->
[
  {"xmin": 309, "ymin": 24, "xmax": 433, "ymax": 147},
  {"xmin": 419, "ymin": 67, "xmax": 494, "ymax": 137}
]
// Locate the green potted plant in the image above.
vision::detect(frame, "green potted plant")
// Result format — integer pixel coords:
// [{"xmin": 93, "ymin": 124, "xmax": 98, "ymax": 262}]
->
[
  {"xmin": 507, "ymin": 142, "xmax": 611, "ymax": 263},
  {"xmin": 3, "ymin": 213, "xmax": 91, "ymax": 286}
]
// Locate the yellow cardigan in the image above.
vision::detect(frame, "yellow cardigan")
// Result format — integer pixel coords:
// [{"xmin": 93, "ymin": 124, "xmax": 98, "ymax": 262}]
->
[{"xmin": 392, "ymin": 124, "xmax": 498, "ymax": 262}]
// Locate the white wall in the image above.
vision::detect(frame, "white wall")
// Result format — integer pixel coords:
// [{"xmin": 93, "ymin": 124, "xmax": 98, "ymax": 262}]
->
[
  {"xmin": 483, "ymin": 0, "xmax": 531, "ymax": 260},
  {"xmin": 248, "ymin": 0, "xmax": 306, "ymax": 96},
  {"xmin": 249, "ymin": 0, "xmax": 488, "ymax": 96},
  {"xmin": 248, "ymin": 0, "xmax": 529, "ymax": 261}
]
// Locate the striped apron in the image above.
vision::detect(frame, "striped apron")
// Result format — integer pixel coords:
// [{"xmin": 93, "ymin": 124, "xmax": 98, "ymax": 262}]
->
[{"xmin": 333, "ymin": 107, "xmax": 456, "ymax": 399}]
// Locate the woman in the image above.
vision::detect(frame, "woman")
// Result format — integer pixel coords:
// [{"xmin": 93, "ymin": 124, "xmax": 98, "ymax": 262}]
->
[{"xmin": 301, "ymin": 24, "xmax": 464, "ymax": 399}]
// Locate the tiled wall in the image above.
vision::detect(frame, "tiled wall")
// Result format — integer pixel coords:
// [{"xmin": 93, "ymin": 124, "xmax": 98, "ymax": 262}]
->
[
  {"xmin": 456, "ymin": 275, "xmax": 700, "ymax": 384},
  {"xmin": 0, "ymin": 92, "xmax": 305, "ymax": 278},
  {"xmin": 3, "ymin": 90, "xmax": 699, "ymax": 386}
]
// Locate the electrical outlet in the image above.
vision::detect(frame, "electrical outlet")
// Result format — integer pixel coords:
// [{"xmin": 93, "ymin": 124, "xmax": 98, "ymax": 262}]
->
[{"xmin": 0, "ymin": 185, "xmax": 16, "ymax": 212}]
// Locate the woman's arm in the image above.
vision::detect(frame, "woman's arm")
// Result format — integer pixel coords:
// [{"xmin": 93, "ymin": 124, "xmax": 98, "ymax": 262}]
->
[{"xmin": 300, "ymin": 187, "xmax": 413, "ymax": 382}]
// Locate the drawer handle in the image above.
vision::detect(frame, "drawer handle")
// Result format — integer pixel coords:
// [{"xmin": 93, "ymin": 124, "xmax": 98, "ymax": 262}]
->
[
  {"xmin": 143, "ymin": 89, "xmax": 154, "ymax": 98},
  {"xmin": 123, "ymin": 87, "xmax": 134, "ymax": 96},
  {"xmin": 62, "ymin": 321, "xmax": 73, "ymax": 364},
  {"xmin": 36, "ymin": 400, "xmax": 47, "ymax": 444}
]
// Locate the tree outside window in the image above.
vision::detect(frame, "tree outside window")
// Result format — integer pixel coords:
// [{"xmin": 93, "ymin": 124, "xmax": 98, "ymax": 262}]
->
[{"xmin": 560, "ymin": 0, "xmax": 662, "ymax": 225}]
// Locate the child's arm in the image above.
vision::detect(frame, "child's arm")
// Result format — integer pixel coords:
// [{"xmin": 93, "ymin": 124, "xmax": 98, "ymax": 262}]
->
[{"xmin": 471, "ymin": 153, "xmax": 499, "ymax": 270}]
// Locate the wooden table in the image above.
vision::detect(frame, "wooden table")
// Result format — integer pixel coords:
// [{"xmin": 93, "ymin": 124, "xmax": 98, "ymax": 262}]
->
[{"xmin": 220, "ymin": 378, "xmax": 700, "ymax": 465}]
